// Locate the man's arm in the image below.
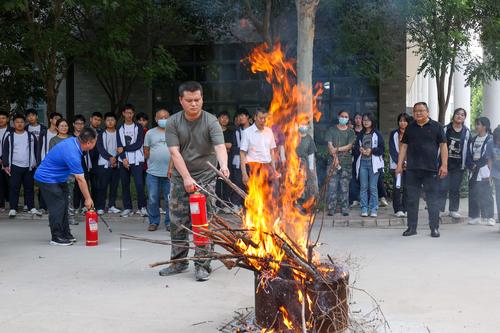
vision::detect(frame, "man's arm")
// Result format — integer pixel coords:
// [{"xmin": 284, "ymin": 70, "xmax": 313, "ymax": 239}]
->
[
  {"xmin": 74, "ymin": 174, "xmax": 93, "ymax": 209},
  {"xmin": 438, "ymin": 142, "xmax": 448, "ymax": 178},
  {"xmin": 168, "ymin": 146, "xmax": 195, "ymax": 192},
  {"xmin": 240, "ymin": 150, "xmax": 249, "ymax": 184},
  {"xmin": 395, "ymin": 143, "xmax": 408, "ymax": 175},
  {"xmin": 214, "ymin": 144, "xmax": 230, "ymax": 177},
  {"xmin": 143, "ymin": 146, "xmax": 150, "ymax": 159}
]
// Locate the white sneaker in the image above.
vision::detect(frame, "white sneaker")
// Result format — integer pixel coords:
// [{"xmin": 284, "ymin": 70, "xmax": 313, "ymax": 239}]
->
[
  {"xmin": 8, "ymin": 209, "xmax": 16, "ymax": 218},
  {"xmin": 370, "ymin": 212, "xmax": 378, "ymax": 218},
  {"xmin": 39, "ymin": 208, "xmax": 46, "ymax": 215},
  {"xmin": 108, "ymin": 206, "xmax": 121, "ymax": 214},
  {"xmin": 439, "ymin": 211, "xmax": 448, "ymax": 218},
  {"xmin": 29, "ymin": 208, "xmax": 42, "ymax": 216},
  {"xmin": 140, "ymin": 207, "xmax": 148, "ymax": 217},
  {"xmin": 449, "ymin": 211, "xmax": 461, "ymax": 219},
  {"xmin": 97, "ymin": 209, "xmax": 104, "ymax": 216},
  {"xmin": 120, "ymin": 209, "xmax": 132, "ymax": 217},
  {"xmin": 486, "ymin": 218, "xmax": 496, "ymax": 226},
  {"xmin": 379, "ymin": 198, "xmax": 389, "ymax": 207},
  {"xmin": 159, "ymin": 208, "xmax": 166, "ymax": 215},
  {"xmin": 468, "ymin": 217, "xmax": 480, "ymax": 225},
  {"xmin": 361, "ymin": 212, "xmax": 368, "ymax": 217},
  {"xmin": 395, "ymin": 211, "xmax": 405, "ymax": 217},
  {"xmin": 23, "ymin": 205, "xmax": 28, "ymax": 212},
  {"xmin": 479, "ymin": 218, "xmax": 489, "ymax": 225},
  {"xmin": 350, "ymin": 201, "xmax": 359, "ymax": 208}
]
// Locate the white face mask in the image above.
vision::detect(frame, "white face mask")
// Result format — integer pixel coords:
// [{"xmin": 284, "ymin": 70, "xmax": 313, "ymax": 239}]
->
[{"xmin": 157, "ymin": 119, "xmax": 168, "ymax": 128}]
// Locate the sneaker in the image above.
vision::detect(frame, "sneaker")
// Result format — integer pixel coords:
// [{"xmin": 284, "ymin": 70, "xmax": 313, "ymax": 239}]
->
[
  {"xmin": 221, "ymin": 207, "xmax": 232, "ymax": 214},
  {"xmin": 97, "ymin": 209, "xmax": 104, "ymax": 216},
  {"xmin": 8, "ymin": 209, "xmax": 16, "ymax": 218},
  {"xmin": 395, "ymin": 211, "xmax": 405, "ymax": 217},
  {"xmin": 65, "ymin": 233, "xmax": 76, "ymax": 242},
  {"xmin": 39, "ymin": 208, "xmax": 46, "ymax": 215},
  {"xmin": 140, "ymin": 207, "xmax": 148, "ymax": 217},
  {"xmin": 159, "ymin": 263, "xmax": 189, "ymax": 276},
  {"xmin": 439, "ymin": 211, "xmax": 448, "ymax": 218},
  {"xmin": 120, "ymin": 209, "xmax": 132, "ymax": 217},
  {"xmin": 361, "ymin": 212, "xmax": 368, "ymax": 217},
  {"xmin": 342, "ymin": 211, "xmax": 349, "ymax": 217},
  {"xmin": 350, "ymin": 201, "xmax": 359, "ymax": 208},
  {"xmin": 29, "ymin": 208, "xmax": 42, "ymax": 216},
  {"xmin": 449, "ymin": 211, "xmax": 461, "ymax": 219},
  {"xmin": 487, "ymin": 218, "xmax": 496, "ymax": 226},
  {"xmin": 68, "ymin": 208, "xmax": 75, "ymax": 217},
  {"xmin": 159, "ymin": 208, "xmax": 166, "ymax": 215},
  {"xmin": 50, "ymin": 237, "xmax": 73, "ymax": 246},
  {"xmin": 195, "ymin": 266, "xmax": 210, "ymax": 281},
  {"xmin": 23, "ymin": 205, "xmax": 28, "ymax": 212},
  {"xmin": 480, "ymin": 218, "xmax": 489, "ymax": 225},
  {"xmin": 69, "ymin": 218, "xmax": 79, "ymax": 225},
  {"xmin": 468, "ymin": 217, "xmax": 480, "ymax": 225},
  {"xmin": 379, "ymin": 197, "xmax": 388, "ymax": 207},
  {"xmin": 165, "ymin": 224, "xmax": 171, "ymax": 232},
  {"xmin": 108, "ymin": 206, "xmax": 121, "ymax": 214},
  {"xmin": 231, "ymin": 205, "xmax": 242, "ymax": 214},
  {"xmin": 0, "ymin": 207, "xmax": 5, "ymax": 213},
  {"xmin": 148, "ymin": 224, "xmax": 158, "ymax": 231},
  {"xmin": 370, "ymin": 212, "xmax": 378, "ymax": 218}
]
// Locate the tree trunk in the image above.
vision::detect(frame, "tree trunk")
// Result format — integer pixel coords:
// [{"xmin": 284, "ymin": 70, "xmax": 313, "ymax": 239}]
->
[
  {"xmin": 46, "ymin": 79, "xmax": 58, "ymax": 117},
  {"xmin": 296, "ymin": 0, "xmax": 319, "ymax": 123}
]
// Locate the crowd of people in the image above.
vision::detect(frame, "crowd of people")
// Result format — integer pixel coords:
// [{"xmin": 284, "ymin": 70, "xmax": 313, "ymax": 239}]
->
[{"xmin": 1, "ymin": 80, "xmax": 500, "ymax": 278}]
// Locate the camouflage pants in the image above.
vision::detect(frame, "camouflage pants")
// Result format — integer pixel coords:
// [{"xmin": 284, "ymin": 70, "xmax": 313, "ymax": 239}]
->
[
  {"xmin": 169, "ymin": 179, "xmax": 216, "ymax": 270},
  {"xmin": 327, "ymin": 168, "xmax": 351, "ymax": 213}
]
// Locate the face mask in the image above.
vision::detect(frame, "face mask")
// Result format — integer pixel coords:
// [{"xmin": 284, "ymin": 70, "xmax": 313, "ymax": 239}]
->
[
  {"xmin": 157, "ymin": 119, "xmax": 168, "ymax": 128},
  {"xmin": 298, "ymin": 125, "xmax": 309, "ymax": 134},
  {"xmin": 338, "ymin": 117, "xmax": 349, "ymax": 125}
]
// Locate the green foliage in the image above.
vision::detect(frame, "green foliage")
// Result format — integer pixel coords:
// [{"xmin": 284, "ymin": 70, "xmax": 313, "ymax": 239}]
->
[{"xmin": 470, "ymin": 83, "xmax": 483, "ymax": 125}]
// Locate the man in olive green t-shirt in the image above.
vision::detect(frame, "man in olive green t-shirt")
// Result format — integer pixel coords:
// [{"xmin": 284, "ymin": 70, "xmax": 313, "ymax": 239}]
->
[
  {"xmin": 161, "ymin": 81, "xmax": 229, "ymax": 282},
  {"xmin": 325, "ymin": 110, "xmax": 356, "ymax": 216}
]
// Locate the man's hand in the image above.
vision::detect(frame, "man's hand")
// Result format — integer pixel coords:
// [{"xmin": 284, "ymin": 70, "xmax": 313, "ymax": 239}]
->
[
  {"xmin": 167, "ymin": 168, "xmax": 172, "ymax": 178},
  {"xmin": 183, "ymin": 177, "xmax": 196, "ymax": 193},
  {"xmin": 438, "ymin": 164, "xmax": 448, "ymax": 179},
  {"xmin": 363, "ymin": 148, "xmax": 372, "ymax": 156},
  {"xmin": 84, "ymin": 198, "xmax": 94, "ymax": 210},
  {"xmin": 220, "ymin": 167, "xmax": 230, "ymax": 178},
  {"xmin": 109, "ymin": 157, "xmax": 116, "ymax": 165},
  {"xmin": 117, "ymin": 147, "xmax": 124, "ymax": 154},
  {"xmin": 122, "ymin": 159, "xmax": 129, "ymax": 169},
  {"xmin": 242, "ymin": 172, "xmax": 249, "ymax": 184},
  {"xmin": 3, "ymin": 167, "xmax": 10, "ymax": 176},
  {"xmin": 395, "ymin": 164, "xmax": 403, "ymax": 176}
]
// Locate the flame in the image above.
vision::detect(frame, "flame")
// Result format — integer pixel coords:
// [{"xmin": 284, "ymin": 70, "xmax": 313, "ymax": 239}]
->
[
  {"xmin": 237, "ymin": 42, "xmax": 323, "ymax": 280},
  {"xmin": 279, "ymin": 306, "xmax": 294, "ymax": 329}
]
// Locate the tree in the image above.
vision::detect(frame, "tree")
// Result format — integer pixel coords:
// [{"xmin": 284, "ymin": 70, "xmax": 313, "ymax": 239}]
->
[
  {"xmin": 70, "ymin": 0, "xmax": 178, "ymax": 114},
  {"xmin": 3, "ymin": 0, "xmax": 79, "ymax": 116}
]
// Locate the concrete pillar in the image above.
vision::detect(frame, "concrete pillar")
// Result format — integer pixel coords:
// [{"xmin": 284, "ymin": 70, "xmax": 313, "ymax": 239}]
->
[
  {"xmin": 428, "ymin": 76, "xmax": 439, "ymax": 120},
  {"xmin": 454, "ymin": 69, "xmax": 471, "ymax": 128},
  {"xmin": 420, "ymin": 74, "xmax": 429, "ymax": 104},
  {"xmin": 483, "ymin": 79, "xmax": 500, "ymax": 129}
]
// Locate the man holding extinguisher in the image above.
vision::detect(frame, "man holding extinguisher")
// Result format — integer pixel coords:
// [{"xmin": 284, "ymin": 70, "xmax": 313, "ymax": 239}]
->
[
  {"xmin": 162, "ymin": 81, "xmax": 229, "ymax": 281},
  {"xmin": 34, "ymin": 128, "xmax": 96, "ymax": 246}
]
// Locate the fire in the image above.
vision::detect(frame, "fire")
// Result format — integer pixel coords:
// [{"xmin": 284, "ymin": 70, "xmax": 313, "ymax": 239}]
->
[
  {"xmin": 279, "ymin": 306, "xmax": 294, "ymax": 329},
  {"xmin": 236, "ymin": 42, "xmax": 323, "ymax": 280}
]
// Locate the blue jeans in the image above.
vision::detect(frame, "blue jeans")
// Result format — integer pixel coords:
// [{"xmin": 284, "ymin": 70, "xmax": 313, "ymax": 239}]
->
[
  {"xmin": 146, "ymin": 173, "xmax": 170, "ymax": 227},
  {"xmin": 359, "ymin": 159, "xmax": 379, "ymax": 214}
]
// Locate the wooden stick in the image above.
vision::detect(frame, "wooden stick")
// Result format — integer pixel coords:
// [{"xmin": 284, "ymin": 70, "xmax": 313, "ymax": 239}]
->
[{"xmin": 206, "ymin": 161, "xmax": 248, "ymax": 199}]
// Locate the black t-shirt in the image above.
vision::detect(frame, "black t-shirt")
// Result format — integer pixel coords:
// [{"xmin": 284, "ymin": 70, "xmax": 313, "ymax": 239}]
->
[
  {"xmin": 446, "ymin": 126, "xmax": 463, "ymax": 170},
  {"xmin": 401, "ymin": 119, "xmax": 446, "ymax": 172}
]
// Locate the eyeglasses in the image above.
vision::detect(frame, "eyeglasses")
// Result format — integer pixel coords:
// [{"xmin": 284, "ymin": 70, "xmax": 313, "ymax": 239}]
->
[{"xmin": 74, "ymin": 122, "xmax": 84, "ymax": 125}]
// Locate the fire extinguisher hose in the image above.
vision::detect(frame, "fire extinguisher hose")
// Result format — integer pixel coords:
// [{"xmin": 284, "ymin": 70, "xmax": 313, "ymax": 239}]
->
[{"xmin": 98, "ymin": 214, "xmax": 113, "ymax": 233}]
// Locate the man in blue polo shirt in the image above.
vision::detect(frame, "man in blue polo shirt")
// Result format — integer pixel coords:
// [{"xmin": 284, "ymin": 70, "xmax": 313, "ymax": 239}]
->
[{"xmin": 35, "ymin": 128, "xmax": 97, "ymax": 246}]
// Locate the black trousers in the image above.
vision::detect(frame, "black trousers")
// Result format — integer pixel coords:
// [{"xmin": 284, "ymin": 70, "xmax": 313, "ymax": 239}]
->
[
  {"xmin": 9, "ymin": 165, "xmax": 35, "ymax": 211},
  {"xmin": 120, "ymin": 162, "xmax": 146, "ymax": 210},
  {"xmin": 229, "ymin": 166, "xmax": 244, "ymax": 206},
  {"xmin": 437, "ymin": 168, "xmax": 464, "ymax": 213},
  {"xmin": 469, "ymin": 179, "xmax": 494, "ymax": 219},
  {"xmin": 406, "ymin": 170, "xmax": 440, "ymax": 230},
  {"xmin": 39, "ymin": 182, "xmax": 71, "ymax": 239},
  {"xmin": 377, "ymin": 169, "xmax": 387, "ymax": 198},
  {"xmin": 73, "ymin": 171, "xmax": 90, "ymax": 209},
  {"xmin": 391, "ymin": 170, "xmax": 407, "ymax": 213},
  {"xmin": 0, "ymin": 167, "xmax": 9, "ymax": 208},
  {"xmin": 95, "ymin": 165, "xmax": 120, "ymax": 210},
  {"xmin": 494, "ymin": 180, "xmax": 500, "ymax": 222}
]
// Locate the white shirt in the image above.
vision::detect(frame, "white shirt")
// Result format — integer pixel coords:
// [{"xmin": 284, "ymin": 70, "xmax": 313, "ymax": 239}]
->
[
  {"xmin": 12, "ymin": 132, "xmax": 34, "ymax": 168},
  {"xmin": 0, "ymin": 127, "xmax": 7, "ymax": 159},
  {"xmin": 240, "ymin": 124, "xmax": 276, "ymax": 163},
  {"xmin": 28, "ymin": 124, "xmax": 41, "ymax": 138},
  {"xmin": 473, "ymin": 135, "xmax": 487, "ymax": 160},
  {"xmin": 41, "ymin": 129, "xmax": 58, "ymax": 160},
  {"xmin": 119, "ymin": 123, "xmax": 144, "ymax": 165},
  {"xmin": 98, "ymin": 130, "xmax": 118, "ymax": 167}
]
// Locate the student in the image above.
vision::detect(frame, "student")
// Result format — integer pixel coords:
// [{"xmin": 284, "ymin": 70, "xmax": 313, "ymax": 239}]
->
[
  {"xmin": 25, "ymin": 108, "xmax": 47, "ymax": 142},
  {"xmin": 467, "ymin": 117, "xmax": 494, "ymax": 226},
  {"xmin": 2, "ymin": 114, "xmax": 40, "ymax": 217},
  {"xmin": 49, "ymin": 118, "xmax": 71, "ymax": 149},
  {"xmin": 95, "ymin": 112, "xmax": 121, "ymax": 215},
  {"xmin": 349, "ymin": 113, "xmax": 363, "ymax": 207},
  {"xmin": 71, "ymin": 115, "xmax": 91, "ymax": 213},
  {"xmin": 88, "ymin": 112, "xmax": 103, "ymax": 201},
  {"xmin": 326, "ymin": 110, "xmax": 356, "ymax": 216},
  {"xmin": 438, "ymin": 108, "xmax": 471, "ymax": 218},
  {"xmin": 89, "ymin": 112, "xmax": 103, "ymax": 133},
  {"xmin": 0, "ymin": 111, "xmax": 11, "ymax": 212},
  {"xmin": 117, "ymin": 104, "xmax": 147, "ymax": 217},
  {"xmin": 353, "ymin": 113, "xmax": 385, "ymax": 217},
  {"xmin": 229, "ymin": 108, "xmax": 251, "ymax": 208},
  {"xmin": 296, "ymin": 117, "xmax": 318, "ymax": 205},
  {"xmin": 389, "ymin": 113, "xmax": 412, "ymax": 217},
  {"xmin": 136, "ymin": 112, "xmax": 150, "ymax": 182},
  {"xmin": 216, "ymin": 111, "xmax": 234, "ymax": 212},
  {"xmin": 487, "ymin": 126, "xmax": 500, "ymax": 228}
]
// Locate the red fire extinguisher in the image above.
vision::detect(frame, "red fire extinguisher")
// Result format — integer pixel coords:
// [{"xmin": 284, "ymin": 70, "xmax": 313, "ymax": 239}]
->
[
  {"xmin": 189, "ymin": 190, "xmax": 211, "ymax": 246},
  {"xmin": 86, "ymin": 209, "xmax": 98, "ymax": 246}
]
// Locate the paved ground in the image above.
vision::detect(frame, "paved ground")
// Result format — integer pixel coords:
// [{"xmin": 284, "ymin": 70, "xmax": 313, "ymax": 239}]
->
[{"xmin": 1, "ymin": 204, "xmax": 499, "ymax": 333}]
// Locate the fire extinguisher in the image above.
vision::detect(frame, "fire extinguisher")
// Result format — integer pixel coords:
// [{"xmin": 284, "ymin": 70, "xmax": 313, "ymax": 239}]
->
[
  {"xmin": 86, "ymin": 209, "xmax": 98, "ymax": 246},
  {"xmin": 189, "ymin": 189, "xmax": 211, "ymax": 246}
]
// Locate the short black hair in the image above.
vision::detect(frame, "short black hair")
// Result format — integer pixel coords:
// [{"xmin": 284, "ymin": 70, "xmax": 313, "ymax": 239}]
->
[
  {"xmin": 452, "ymin": 108, "xmax": 467, "ymax": 120},
  {"xmin": 397, "ymin": 112, "xmax": 413, "ymax": 125},
  {"xmin": 91, "ymin": 112, "xmax": 103, "ymax": 119},
  {"xmin": 0, "ymin": 111, "xmax": 9, "ymax": 118},
  {"xmin": 362, "ymin": 112, "xmax": 377, "ymax": 129},
  {"xmin": 338, "ymin": 109, "xmax": 350, "ymax": 117},
  {"xmin": 217, "ymin": 111, "xmax": 230, "ymax": 118},
  {"xmin": 236, "ymin": 108, "xmax": 250, "ymax": 117},
  {"xmin": 178, "ymin": 81, "xmax": 203, "ymax": 97},
  {"xmin": 78, "ymin": 127, "xmax": 97, "ymax": 143},
  {"xmin": 476, "ymin": 116, "xmax": 491, "ymax": 134},
  {"xmin": 56, "ymin": 118, "xmax": 68, "ymax": 127},
  {"xmin": 255, "ymin": 107, "xmax": 268, "ymax": 116},
  {"xmin": 493, "ymin": 126, "xmax": 500, "ymax": 145},
  {"xmin": 155, "ymin": 108, "xmax": 170, "ymax": 116},
  {"xmin": 49, "ymin": 112, "xmax": 62, "ymax": 120},
  {"xmin": 13, "ymin": 113, "xmax": 26, "ymax": 121},
  {"xmin": 135, "ymin": 112, "xmax": 148, "ymax": 121},
  {"xmin": 25, "ymin": 108, "xmax": 37, "ymax": 116},
  {"xmin": 122, "ymin": 103, "xmax": 135, "ymax": 112},
  {"xmin": 413, "ymin": 102, "xmax": 429, "ymax": 110},
  {"xmin": 73, "ymin": 114, "xmax": 86, "ymax": 123},
  {"xmin": 104, "ymin": 112, "xmax": 116, "ymax": 120}
]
